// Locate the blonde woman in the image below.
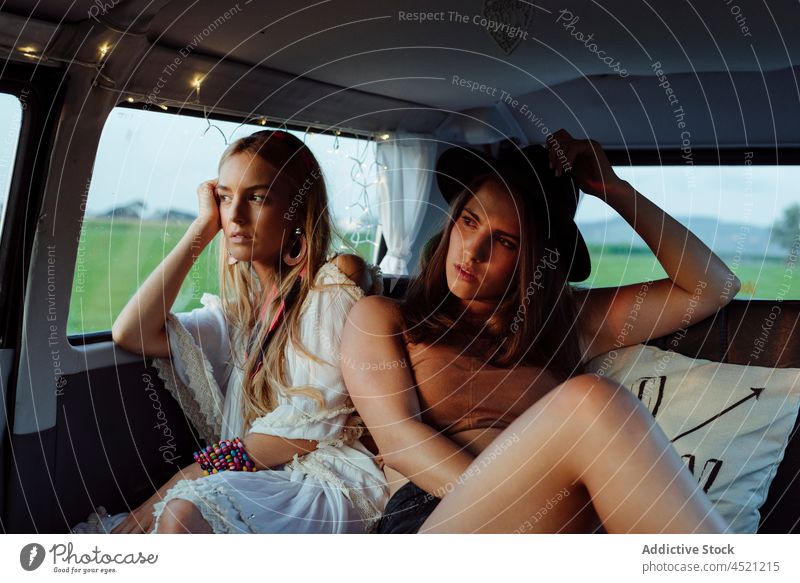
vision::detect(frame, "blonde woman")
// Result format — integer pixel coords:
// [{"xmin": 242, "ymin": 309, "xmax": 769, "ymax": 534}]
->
[{"xmin": 106, "ymin": 130, "xmax": 388, "ymax": 533}]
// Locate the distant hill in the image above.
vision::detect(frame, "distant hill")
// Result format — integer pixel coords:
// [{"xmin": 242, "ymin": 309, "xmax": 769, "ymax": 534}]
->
[
  {"xmin": 576, "ymin": 215, "xmax": 786, "ymax": 257},
  {"xmin": 95, "ymin": 200, "xmax": 146, "ymax": 219},
  {"xmin": 148, "ymin": 208, "xmax": 197, "ymax": 222},
  {"xmin": 91, "ymin": 201, "xmax": 196, "ymax": 222}
]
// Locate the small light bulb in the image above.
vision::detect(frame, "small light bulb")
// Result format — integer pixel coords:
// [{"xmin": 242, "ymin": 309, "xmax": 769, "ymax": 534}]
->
[
  {"xmin": 126, "ymin": 96, "xmax": 134, "ymax": 103},
  {"xmin": 259, "ymin": 117, "xmax": 267, "ymax": 126},
  {"xmin": 380, "ymin": 133, "xmax": 390, "ymax": 140},
  {"xmin": 98, "ymin": 44, "xmax": 110, "ymax": 58},
  {"xmin": 159, "ymin": 103, "xmax": 168, "ymax": 111}
]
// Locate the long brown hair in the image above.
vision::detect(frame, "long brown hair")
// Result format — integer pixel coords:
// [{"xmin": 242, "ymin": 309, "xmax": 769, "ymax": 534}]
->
[
  {"xmin": 216, "ymin": 130, "xmax": 333, "ymax": 432},
  {"xmin": 402, "ymin": 174, "xmax": 586, "ymax": 381}
]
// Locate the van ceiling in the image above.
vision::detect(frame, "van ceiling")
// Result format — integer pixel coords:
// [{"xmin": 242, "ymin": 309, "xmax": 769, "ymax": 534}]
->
[{"xmin": 3, "ymin": 0, "xmax": 800, "ymax": 149}]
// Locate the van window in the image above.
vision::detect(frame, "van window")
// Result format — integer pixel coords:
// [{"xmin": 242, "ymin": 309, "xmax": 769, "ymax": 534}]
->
[
  {"xmin": 68, "ymin": 108, "xmax": 379, "ymax": 335},
  {"xmin": 0, "ymin": 93, "xmax": 23, "ymax": 237},
  {"xmin": 575, "ymin": 164, "xmax": 800, "ymax": 300}
]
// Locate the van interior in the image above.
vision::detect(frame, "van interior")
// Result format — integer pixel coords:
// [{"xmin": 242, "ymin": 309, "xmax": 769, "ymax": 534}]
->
[{"xmin": 0, "ymin": 0, "xmax": 799, "ymax": 533}]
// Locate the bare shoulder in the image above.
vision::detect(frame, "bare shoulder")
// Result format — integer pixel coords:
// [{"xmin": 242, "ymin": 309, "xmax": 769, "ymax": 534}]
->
[
  {"xmin": 331, "ymin": 253, "xmax": 371, "ymax": 293},
  {"xmin": 332, "ymin": 253, "xmax": 366, "ymax": 276},
  {"xmin": 345, "ymin": 294, "xmax": 404, "ymax": 335}
]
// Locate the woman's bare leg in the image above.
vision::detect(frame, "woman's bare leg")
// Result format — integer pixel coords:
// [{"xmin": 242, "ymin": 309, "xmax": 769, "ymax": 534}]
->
[
  {"xmin": 155, "ymin": 499, "xmax": 214, "ymax": 534},
  {"xmin": 419, "ymin": 373, "xmax": 727, "ymax": 534}
]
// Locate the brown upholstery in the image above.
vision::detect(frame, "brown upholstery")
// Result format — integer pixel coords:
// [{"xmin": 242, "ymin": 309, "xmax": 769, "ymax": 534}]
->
[{"xmin": 381, "ymin": 275, "xmax": 800, "ymax": 533}]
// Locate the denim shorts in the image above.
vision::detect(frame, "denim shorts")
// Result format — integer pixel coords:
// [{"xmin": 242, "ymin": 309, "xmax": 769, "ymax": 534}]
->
[{"xmin": 376, "ymin": 481, "xmax": 440, "ymax": 534}]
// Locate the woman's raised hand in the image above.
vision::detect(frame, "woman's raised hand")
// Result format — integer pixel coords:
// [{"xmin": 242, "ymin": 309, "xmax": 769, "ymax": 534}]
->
[
  {"xmin": 546, "ymin": 129, "xmax": 626, "ymax": 199},
  {"xmin": 195, "ymin": 178, "xmax": 221, "ymax": 240}
]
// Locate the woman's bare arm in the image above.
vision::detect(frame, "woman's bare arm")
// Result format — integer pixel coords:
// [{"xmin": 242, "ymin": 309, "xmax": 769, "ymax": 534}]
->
[
  {"xmin": 111, "ymin": 181, "xmax": 220, "ymax": 357},
  {"xmin": 341, "ymin": 295, "xmax": 475, "ymax": 498},
  {"xmin": 547, "ymin": 130, "xmax": 741, "ymax": 360},
  {"xmin": 241, "ymin": 434, "xmax": 318, "ymax": 469},
  {"xmin": 574, "ymin": 179, "xmax": 740, "ymax": 361}
]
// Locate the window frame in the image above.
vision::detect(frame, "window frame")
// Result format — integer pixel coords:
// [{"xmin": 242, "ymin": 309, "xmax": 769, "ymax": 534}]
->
[
  {"xmin": 605, "ymin": 147, "xmax": 800, "ymax": 166},
  {"xmin": 0, "ymin": 64, "xmax": 64, "ymax": 349},
  {"xmin": 0, "ymin": 62, "xmax": 64, "ymax": 529}
]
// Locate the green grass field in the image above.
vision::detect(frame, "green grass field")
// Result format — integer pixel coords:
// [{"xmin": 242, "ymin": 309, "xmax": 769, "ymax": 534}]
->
[
  {"xmin": 67, "ymin": 219, "xmax": 376, "ymax": 334},
  {"xmin": 580, "ymin": 244, "xmax": 799, "ymax": 300},
  {"xmin": 67, "ymin": 221, "xmax": 800, "ymax": 335}
]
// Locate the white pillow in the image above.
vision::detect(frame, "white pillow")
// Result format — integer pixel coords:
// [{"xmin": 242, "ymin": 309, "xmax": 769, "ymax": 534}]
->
[{"xmin": 586, "ymin": 343, "xmax": 800, "ymax": 533}]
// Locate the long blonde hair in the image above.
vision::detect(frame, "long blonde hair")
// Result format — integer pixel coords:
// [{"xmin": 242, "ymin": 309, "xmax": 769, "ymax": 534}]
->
[{"xmin": 217, "ymin": 130, "xmax": 332, "ymax": 432}]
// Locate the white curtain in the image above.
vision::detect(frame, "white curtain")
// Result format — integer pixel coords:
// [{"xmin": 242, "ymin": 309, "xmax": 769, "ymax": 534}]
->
[{"xmin": 376, "ymin": 135, "xmax": 437, "ymax": 275}]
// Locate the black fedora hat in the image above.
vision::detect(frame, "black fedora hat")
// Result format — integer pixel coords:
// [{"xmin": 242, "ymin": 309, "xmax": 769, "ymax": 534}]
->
[{"xmin": 435, "ymin": 144, "xmax": 591, "ymax": 282}]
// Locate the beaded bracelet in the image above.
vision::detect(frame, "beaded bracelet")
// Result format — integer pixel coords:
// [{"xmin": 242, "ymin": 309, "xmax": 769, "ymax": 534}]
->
[{"xmin": 193, "ymin": 437, "xmax": 257, "ymax": 475}]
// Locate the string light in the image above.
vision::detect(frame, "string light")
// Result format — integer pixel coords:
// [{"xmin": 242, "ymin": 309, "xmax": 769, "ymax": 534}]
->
[
  {"xmin": 126, "ymin": 96, "xmax": 134, "ymax": 103},
  {"xmin": 159, "ymin": 103, "xmax": 168, "ymax": 111},
  {"xmin": 340, "ymin": 136, "xmax": 380, "ymax": 253},
  {"xmin": 98, "ymin": 43, "xmax": 111, "ymax": 59},
  {"xmin": 19, "ymin": 46, "xmax": 39, "ymax": 60},
  {"xmin": 190, "ymin": 74, "xmax": 205, "ymax": 103},
  {"xmin": 259, "ymin": 117, "xmax": 267, "ymax": 126},
  {"xmin": 379, "ymin": 133, "xmax": 390, "ymax": 141}
]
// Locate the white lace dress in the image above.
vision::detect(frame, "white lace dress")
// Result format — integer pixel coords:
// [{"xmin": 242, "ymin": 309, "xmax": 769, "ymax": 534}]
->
[{"xmin": 72, "ymin": 262, "xmax": 389, "ymax": 534}]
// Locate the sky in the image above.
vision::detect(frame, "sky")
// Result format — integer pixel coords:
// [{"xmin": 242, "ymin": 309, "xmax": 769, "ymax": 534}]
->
[
  {"xmin": 85, "ymin": 107, "xmax": 380, "ymax": 233},
  {"xmin": 576, "ymin": 163, "xmax": 800, "ymax": 227}
]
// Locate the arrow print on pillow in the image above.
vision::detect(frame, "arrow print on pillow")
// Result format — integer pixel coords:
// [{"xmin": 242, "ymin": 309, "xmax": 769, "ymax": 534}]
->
[{"xmin": 671, "ymin": 387, "xmax": 765, "ymax": 443}]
